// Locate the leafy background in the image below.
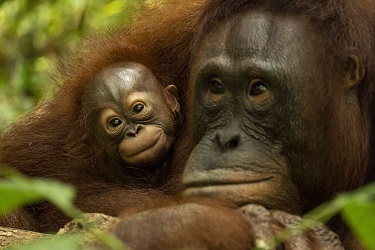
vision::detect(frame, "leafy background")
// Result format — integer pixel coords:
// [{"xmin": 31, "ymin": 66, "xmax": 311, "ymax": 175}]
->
[{"xmin": 0, "ymin": 0, "xmax": 145, "ymax": 134}]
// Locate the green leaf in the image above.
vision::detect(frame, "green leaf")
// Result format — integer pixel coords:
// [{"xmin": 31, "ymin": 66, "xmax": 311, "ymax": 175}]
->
[
  {"xmin": 341, "ymin": 202, "xmax": 375, "ymax": 250},
  {"xmin": 0, "ymin": 169, "xmax": 80, "ymax": 218},
  {"xmin": 0, "ymin": 170, "xmax": 127, "ymax": 249},
  {"xmin": 0, "ymin": 180, "xmax": 43, "ymax": 215}
]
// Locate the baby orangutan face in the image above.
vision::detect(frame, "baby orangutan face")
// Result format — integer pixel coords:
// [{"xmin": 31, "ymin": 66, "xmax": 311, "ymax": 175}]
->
[{"xmin": 83, "ymin": 62, "xmax": 179, "ymax": 168}]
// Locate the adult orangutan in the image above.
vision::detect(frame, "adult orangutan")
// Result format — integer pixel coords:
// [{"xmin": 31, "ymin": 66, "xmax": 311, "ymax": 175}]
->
[{"xmin": 106, "ymin": 0, "xmax": 375, "ymax": 249}]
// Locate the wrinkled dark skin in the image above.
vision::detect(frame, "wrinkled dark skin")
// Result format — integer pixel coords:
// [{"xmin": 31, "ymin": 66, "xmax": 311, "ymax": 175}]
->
[
  {"xmin": 182, "ymin": 8, "xmax": 363, "ymax": 249},
  {"xmin": 183, "ymin": 9, "xmax": 364, "ymax": 214},
  {"xmin": 185, "ymin": 10, "xmax": 321, "ymax": 211}
]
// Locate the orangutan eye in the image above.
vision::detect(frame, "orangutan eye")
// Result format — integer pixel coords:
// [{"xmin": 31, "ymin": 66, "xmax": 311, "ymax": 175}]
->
[
  {"xmin": 206, "ymin": 78, "xmax": 225, "ymax": 103},
  {"xmin": 132, "ymin": 103, "xmax": 145, "ymax": 115},
  {"xmin": 108, "ymin": 118, "xmax": 123, "ymax": 128},
  {"xmin": 248, "ymin": 79, "xmax": 271, "ymax": 105},
  {"xmin": 249, "ymin": 80, "xmax": 268, "ymax": 96},
  {"xmin": 208, "ymin": 78, "xmax": 225, "ymax": 94}
]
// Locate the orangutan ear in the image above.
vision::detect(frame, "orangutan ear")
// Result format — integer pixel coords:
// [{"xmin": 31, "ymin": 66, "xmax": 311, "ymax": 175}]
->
[
  {"xmin": 165, "ymin": 84, "xmax": 180, "ymax": 113},
  {"xmin": 344, "ymin": 54, "xmax": 365, "ymax": 89}
]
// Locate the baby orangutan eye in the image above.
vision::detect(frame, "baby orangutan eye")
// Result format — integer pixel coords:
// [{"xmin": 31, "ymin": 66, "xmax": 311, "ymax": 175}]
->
[
  {"xmin": 100, "ymin": 108, "xmax": 125, "ymax": 134},
  {"xmin": 133, "ymin": 103, "xmax": 145, "ymax": 114},
  {"xmin": 108, "ymin": 118, "xmax": 123, "ymax": 128}
]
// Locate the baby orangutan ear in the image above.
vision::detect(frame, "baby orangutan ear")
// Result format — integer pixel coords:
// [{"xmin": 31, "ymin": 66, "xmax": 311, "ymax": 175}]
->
[
  {"xmin": 165, "ymin": 84, "xmax": 180, "ymax": 114},
  {"xmin": 344, "ymin": 54, "xmax": 365, "ymax": 89}
]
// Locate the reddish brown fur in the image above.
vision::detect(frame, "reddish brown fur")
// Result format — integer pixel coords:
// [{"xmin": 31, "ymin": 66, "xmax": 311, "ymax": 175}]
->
[
  {"xmin": 110, "ymin": 199, "xmax": 254, "ymax": 250},
  {"xmin": 0, "ymin": 0, "xmax": 206, "ymax": 232}
]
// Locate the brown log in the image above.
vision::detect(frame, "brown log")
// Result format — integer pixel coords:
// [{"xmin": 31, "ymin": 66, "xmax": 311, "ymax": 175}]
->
[
  {"xmin": 0, "ymin": 213, "xmax": 117, "ymax": 249},
  {"xmin": 0, "ymin": 226, "xmax": 45, "ymax": 248}
]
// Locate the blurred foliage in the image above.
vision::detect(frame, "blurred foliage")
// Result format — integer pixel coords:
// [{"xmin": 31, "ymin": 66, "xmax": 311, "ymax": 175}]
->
[
  {"xmin": 0, "ymin": 0, "xmax": 147, "ymax": 134},
  {"xmin": 303, "ymin": 184, "xmax": 375, "ymax": 249},
  {"xmin": 1, "ymin": 168, "xmax": 375, "ymax": 249}
]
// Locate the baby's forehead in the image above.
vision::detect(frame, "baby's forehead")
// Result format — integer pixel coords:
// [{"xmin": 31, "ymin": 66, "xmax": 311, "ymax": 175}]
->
[
  {"xmin": 99, "ymin": 65, "xmax": 160, "ymax": 92},
  {"xmin": 86, "ymin": 69, "xmax": 162, "ymax": 106}
]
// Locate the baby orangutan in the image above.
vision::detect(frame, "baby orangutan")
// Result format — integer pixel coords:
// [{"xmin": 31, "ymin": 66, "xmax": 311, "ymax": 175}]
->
[
  {"xmin": 0, "ymin": 62, "xmax": 180, "ymax": 232},
  {"xmin": 77, "ymin": 62, "xmax": 180, "ymax": 184}
]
